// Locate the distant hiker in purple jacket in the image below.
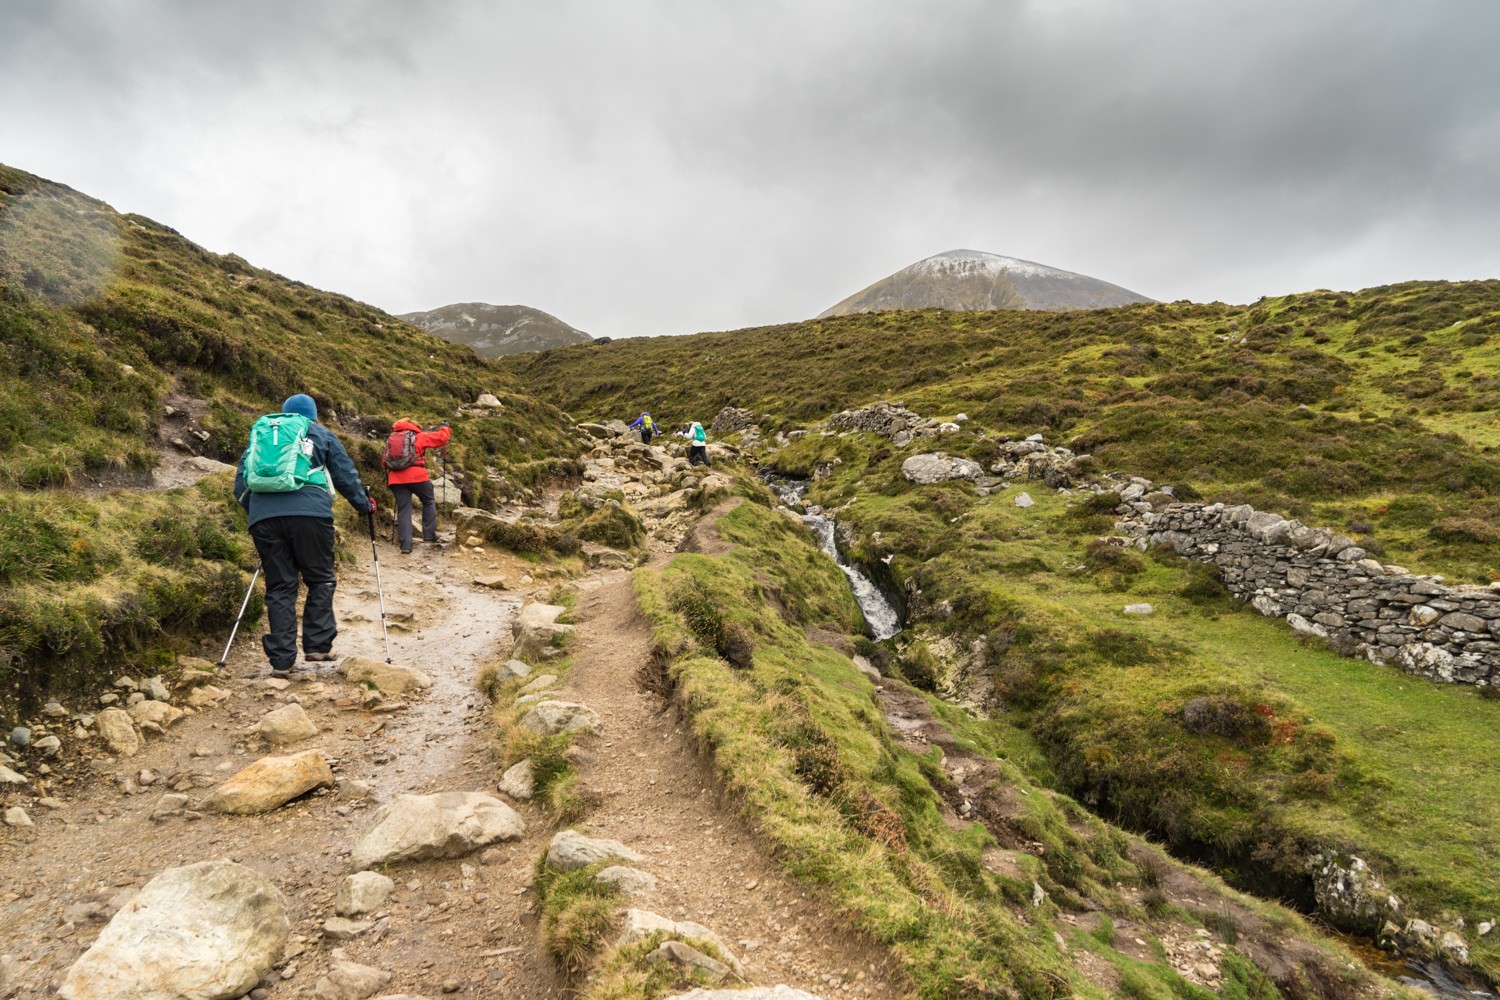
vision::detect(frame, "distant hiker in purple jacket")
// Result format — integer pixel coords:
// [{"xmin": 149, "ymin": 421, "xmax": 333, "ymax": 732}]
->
[{"xmin": 628, "ymin": 412, "xmax": 657, "ymax": 445}]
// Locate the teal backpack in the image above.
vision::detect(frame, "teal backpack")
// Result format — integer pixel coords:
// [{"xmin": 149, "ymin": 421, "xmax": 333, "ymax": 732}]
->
[{"xmin": 244, "ymin": 413, "xmax": 329, "ymax": 493}]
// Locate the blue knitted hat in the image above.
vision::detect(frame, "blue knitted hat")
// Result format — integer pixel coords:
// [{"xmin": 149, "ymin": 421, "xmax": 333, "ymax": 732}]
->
[{"xmin": 282, "ymin": 394, "xmax": 318, "ymax": 422}]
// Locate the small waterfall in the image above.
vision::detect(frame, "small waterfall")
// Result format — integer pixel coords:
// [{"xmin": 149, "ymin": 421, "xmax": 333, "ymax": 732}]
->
[{"xmin": 766, "ymin": 475, "xmax": 903, "ymax": 641}]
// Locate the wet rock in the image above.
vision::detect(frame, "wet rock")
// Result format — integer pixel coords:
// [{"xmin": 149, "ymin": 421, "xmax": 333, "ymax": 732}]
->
[
  {"xmin": 202, "ymin": 750, "xmax": 334, "ymax": 815},
  {"xmin": 255, "ymin": 703, "xmax": 319, "ymax": 747},
  {"xmin": 497, "ymin": 759, "xmax": 535, "ymax": 800},
  {"xmin": 59, "ymin": 860, "xmax": 289, "ymax": 1000},
  {"xmin": 341, "ymin": 657, "xmax": 433, "ymax": 696},
  {"xmin": 94, "ymin": 708, "xmax": 140, "ymax": 757},
  {"xmin": 548, "ymin": 829, "xmax": 645, "ymax": 870},
  {"xmin": 351, "ymin": 791, "xmax": 525, "ymax": 870},
  {"xmin": 520, "ymin": 700, "xmax": 603, "ymax": 736},
  {"xmin": 596, "ymin": 866, "xmax": 657, "ymax": 895},
  {"xmin": 334, "ymin": 872, "xmax": 395, "ymax": 917}
]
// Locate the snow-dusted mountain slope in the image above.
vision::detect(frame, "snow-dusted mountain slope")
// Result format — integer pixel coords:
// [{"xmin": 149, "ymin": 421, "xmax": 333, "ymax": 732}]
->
[
  {"xmin": 398, "ymin": 302, "xmax": 592, "ymax": 357},
  {"xmin": 818, "ymin": 249, "xmax": 1154, "ymax": 317}
]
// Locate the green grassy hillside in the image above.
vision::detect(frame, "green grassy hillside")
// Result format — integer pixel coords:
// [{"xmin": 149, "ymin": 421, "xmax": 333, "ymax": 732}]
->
[
  {"xmin": 0, "ymin": 163, "xmax": 579, "ymax": 712},
  {"xmin": 512, "ymin": 283, "xmax": 1500, "ymax": 581},
  {"xmin": 510, "ymin": 282, "xmax": 1500, "ymax": 983}
]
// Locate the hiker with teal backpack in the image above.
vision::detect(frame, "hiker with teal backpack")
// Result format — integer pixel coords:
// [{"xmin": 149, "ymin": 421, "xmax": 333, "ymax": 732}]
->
[
  {"xmin": 234, "ymin": 394, "xmax": 374, "ymax": 678},
  {"xmin": 683, "ymin": 420, "xmax": 711, "ymax": 466}
]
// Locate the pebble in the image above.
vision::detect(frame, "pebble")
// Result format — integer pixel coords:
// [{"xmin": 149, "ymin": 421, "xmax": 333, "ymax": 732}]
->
[
  {"xmin": 442, "ymin": 979, "xmax": 461, "ymax": 992},
  {"xmin": 9, "ymin": 727, "xmax": 30, "ymax": 749}
]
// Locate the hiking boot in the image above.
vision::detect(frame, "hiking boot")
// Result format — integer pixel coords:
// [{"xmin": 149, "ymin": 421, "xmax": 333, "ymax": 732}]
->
[
  {"xmin": 270, "ymin": 667, "xmax": 295, "ymax": 679},
  {"xmin": 421, "ymin": 539, "xmax": 446, "ymax": 550},
  {"xmin": 303, "ymin": 651, "xmax": 337, "ymax": 663},
  {"xmin": 400, "ymin": 547, "xmax": 412, "ymax": 555}
]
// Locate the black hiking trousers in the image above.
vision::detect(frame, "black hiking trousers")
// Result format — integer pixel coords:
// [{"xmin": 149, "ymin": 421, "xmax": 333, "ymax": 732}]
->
[
  {"xmin": 249, "ymin": 516, "xmax": 338, "ymax": 671},
  {"xmin": 391, "ymin": 480, "xmax": 437, "ymax": 552},
  {"xmin": 688, "ymin": 445, "xmax": 711, "ymax": 466},
  {"xmin": 640, "ymin": 428, "xmax": 654, "ymax": 445}
]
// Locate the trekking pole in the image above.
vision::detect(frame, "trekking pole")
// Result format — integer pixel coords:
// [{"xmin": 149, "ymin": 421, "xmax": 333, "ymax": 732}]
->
[
  {"xmin": 216, "ymin": 565, "xmax": 262, "ymax": 669},
  {"xmin": 367, "ymin": 508, "xmax": 394, "ymax": 664}
]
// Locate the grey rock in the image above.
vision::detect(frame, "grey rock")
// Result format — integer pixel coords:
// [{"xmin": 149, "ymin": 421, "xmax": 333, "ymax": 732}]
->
[
  {"xmin": 334, "ymin": 872, "xmax": 395, "ymax": 917},
  {"xmin": 520, "ymin": 700, "xmax": 603, "ymax": 736},
  {"xmin": 0, "ymin": 765, "xmax": 26, "ymax": 785},
  {"xmin": 900, "ymin": 452, "xmax": 983, "ymax": 485},
  {"xmin": 4, "ymin": 806, "xmax": 33, "ymax": 827},
  {"xmin": 314, "ymin": 949, "xmax": 391, "ymax": 1000},
  {"xmin": 663, "ymin": 990, "xmax": 823, "ymax": 1000},
  {"xmin": 351, "ymin": 791, "xmax": 525, "ymax": 870},
  {"xmin": 1014, "ymin": 492, "xmax": 1035, "ymax": 508},
  {"xmin": 596, "ymin": 866, "xmax": 658, "ymax": 895},
  {"xmin": 59, "ymin": 861, "xmax": 289, "ymax": 1000},
  {"xmin": 547, "ymin": 829, "xmax": 645, "ymax": 870},
  {"xmin": 497, "ymin": 759, "xmax": 535, "ymax": 801},
  {"xmin": 1123, "ymin": 603, "xmax": 1154, "ymax": 615}
]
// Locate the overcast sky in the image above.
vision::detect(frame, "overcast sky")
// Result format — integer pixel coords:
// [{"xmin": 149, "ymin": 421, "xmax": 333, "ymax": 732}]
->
[{"xmin": 3, "ymin": 1, "xmax": 1498, "ymax": 338}]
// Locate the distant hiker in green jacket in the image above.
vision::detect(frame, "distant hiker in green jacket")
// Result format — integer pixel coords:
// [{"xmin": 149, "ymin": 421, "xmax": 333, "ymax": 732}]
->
[
  {"xmin": 628, "ymin": 411, "xmax": 658, "ymax": 445},
  {"xmin": 234, "ymin": 393, "xmax": 374, "ymax": 678},
  {"xmin": 683, "ymin": 420, "xmax": 711, "ymax": 467}
]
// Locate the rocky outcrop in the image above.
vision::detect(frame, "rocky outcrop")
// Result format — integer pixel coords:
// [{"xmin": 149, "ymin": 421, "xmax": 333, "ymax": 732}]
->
[
  {"xmin": 60, "ymin": 861, "xmax": 289, "ymax": 1000},
  {"xmin": 711, "ymin": 407, "xmax": 759, "ymax": 436},
  {"xmin": 350, "ymin": 791, "xmax": 525, "ymax": 870}
]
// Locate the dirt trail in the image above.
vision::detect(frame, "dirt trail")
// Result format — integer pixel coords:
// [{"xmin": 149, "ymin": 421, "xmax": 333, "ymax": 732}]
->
[
  {"xmin": 0, "ymin": 513, "xmax": 904, "ymax": 997},
  {"xmin": 551, "ymin": 569, "xmax": 903, "ymax": 998}
]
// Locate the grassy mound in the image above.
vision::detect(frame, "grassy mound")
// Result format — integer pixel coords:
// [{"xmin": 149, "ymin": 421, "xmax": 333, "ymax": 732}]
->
[{"xmin": 0, "ymin": 162, "xmax": 581, "ymax": 713}]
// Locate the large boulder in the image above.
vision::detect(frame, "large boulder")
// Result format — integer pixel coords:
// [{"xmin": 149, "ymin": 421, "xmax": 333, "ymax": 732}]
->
[
  {"xmin": 547, "ymin": 829, "xmax": 644, "ymax": 870},
  {"xmin": 59, "ymin": 861, "xmax": 289, "ymax": 1000},
  {"xmin": 351, "ymin": 791, "xmax": 525, "ymax": 870},
  {"xmin": 202, "ymin": 750, "xmax": 334, "ymax": 815},
  {"xmin": 520, "ymin": 700, "xmax": 603, "ymax": 736},
  {"xmin": 340, "ymin": 657, "xmax": 433, "ymax": 696},
  {"xmin": 901, "ymin": 453, "xmax": 983, "ymax": 485}
]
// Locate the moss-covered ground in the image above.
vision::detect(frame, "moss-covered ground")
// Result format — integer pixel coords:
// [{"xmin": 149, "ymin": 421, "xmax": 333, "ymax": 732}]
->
[{"xmin": 632, "ymin": 491, "xmax": 1383, "ymax": 999}]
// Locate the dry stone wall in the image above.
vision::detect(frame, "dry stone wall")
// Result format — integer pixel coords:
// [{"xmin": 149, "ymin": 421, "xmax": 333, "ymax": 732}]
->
[{"xmin": 1118, "ymin": 499, "xmax": 1500, "ymax": 686}]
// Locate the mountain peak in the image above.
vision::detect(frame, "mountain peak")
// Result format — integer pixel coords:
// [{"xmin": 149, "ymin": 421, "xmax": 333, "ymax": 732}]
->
[
  {"xmin": 818, "ymin": 249, "xmax": 1153, "ymax": 317},
  {"xmin": 398, "ymin": 302, "xmax": 591, "ymax": 357}
]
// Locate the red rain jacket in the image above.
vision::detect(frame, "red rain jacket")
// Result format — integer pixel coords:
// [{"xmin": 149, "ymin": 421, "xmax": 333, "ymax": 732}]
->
[{"xmin": 384, "ymin": 420, "xmax": 451, "ymax": 485}]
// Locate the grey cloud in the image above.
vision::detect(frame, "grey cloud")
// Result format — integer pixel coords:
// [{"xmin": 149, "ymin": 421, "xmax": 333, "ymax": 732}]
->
[{"xmin": 2, "ymin": 1, "xmax": 1497, "ymax": 335}]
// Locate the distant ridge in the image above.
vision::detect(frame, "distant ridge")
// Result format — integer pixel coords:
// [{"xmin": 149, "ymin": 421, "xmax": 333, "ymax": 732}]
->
[
  {"xmin": 399, "ymin": 302, "xmax": 591, "ymax": 357},
  {"xmin": 818, "ymin": 249, "xmax": 1154, "ymax": 317}
]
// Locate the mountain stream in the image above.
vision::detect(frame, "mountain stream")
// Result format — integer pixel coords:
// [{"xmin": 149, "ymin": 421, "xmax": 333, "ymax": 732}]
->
[{"xmin": 768, "ymin": 477, "xmax": 903, "ymax": 641}]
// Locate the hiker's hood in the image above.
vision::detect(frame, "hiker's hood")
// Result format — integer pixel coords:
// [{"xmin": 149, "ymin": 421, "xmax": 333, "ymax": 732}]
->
[
  {"xmin": 392, "ymin": 418, "xmax": 422, "ymax": 432},
  {"xmin": 282, "ymin": 394, "xmax": 318, "ymax": 422}
]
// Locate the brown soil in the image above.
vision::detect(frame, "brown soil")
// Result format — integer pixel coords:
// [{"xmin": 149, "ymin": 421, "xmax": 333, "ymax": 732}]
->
[{"xmin": 0, "ymin": 516, "xmax": 905, "ymax": 998}]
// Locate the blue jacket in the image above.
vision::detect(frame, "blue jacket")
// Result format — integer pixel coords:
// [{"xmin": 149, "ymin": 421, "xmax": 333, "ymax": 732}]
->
[{"xmin": 234, "ymin": 422, "xmax": 371, "ymax": 527}]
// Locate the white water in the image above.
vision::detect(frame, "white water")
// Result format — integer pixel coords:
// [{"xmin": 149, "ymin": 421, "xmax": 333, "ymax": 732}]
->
[{"xmin": 769, "ymin": 477, "xmax": 902, "ymax": 641}]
